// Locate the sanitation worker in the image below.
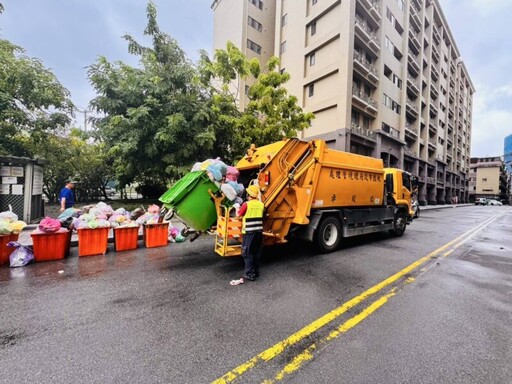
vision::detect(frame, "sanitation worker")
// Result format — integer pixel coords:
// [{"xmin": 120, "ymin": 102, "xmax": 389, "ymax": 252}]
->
[{"xmin": 230, "ymin": 184, "xmax": 264, "ymax": 285}]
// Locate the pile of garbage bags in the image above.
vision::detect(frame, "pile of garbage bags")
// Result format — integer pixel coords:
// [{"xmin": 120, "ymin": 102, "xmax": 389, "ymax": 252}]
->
[
  {"xmin": 192, "ymin": 158, "xmax": 245, "ymax": 204},
  {"xmin": 0, "ymin": 209, "xmax": 27, "ymax": 235}
]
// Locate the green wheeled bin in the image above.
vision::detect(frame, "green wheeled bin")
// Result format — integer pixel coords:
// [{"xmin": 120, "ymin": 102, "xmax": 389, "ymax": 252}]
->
[{"xmin": 159, "ymin": 171, "xmax": 223, "ymax": 232}]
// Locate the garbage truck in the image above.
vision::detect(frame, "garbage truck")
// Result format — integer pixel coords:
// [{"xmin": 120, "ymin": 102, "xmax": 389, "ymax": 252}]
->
[{"xmin": 160, "ymin": 138, "xmax": 415, "ymax": 256}]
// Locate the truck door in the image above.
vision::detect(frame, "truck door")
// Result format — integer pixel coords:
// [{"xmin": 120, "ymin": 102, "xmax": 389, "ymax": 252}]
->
[{"xmin": 400, "ymin": 171, "xmax": 413, "ymax": 213}]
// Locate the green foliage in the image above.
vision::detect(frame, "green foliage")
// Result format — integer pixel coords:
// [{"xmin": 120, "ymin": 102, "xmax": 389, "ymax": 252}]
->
[
  {"xmin": 0, "ymin": 39, "xmax": 73, "ymax": 156},
  {"xmin": 199, "ymin": 43, "xmax": 314, "ymax": 155},
  {"xmin": 88, "ymin": 1, "xmax": 216, "ymax": 188},
  {"xmin": 26, "ymin": 129, "xmax": 115, "ymax": 203}
]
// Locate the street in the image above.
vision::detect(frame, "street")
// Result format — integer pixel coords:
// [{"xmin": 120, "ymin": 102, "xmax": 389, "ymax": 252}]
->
[{"xmin": 0, "ymin": 206, "xmax": 511, "ymax": 384}]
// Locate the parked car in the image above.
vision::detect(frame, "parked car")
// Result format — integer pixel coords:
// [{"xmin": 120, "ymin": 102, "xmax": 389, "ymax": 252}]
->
[
  {"xmin": 486, "ymin": 199, "xmax": 503, "ymax": 206},
  {"xmin": 475, "ymin": 198, "xmax": 487, "ymax": 205},
  {"xmin": 104, "ymin": 186, "xmax": 116, "ymax": 196}
]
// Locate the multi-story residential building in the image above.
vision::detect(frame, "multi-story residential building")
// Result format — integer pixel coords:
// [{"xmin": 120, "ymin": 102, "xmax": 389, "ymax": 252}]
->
[
  {"xmin": 212, "ymin": 0, "xmax": 475, "ymax": 205},
  {"xmin": 468, "ymin": 157, "xmax": 507, "ymax": 202},
  {"xmin": 504, "ymin": 133, "xmax": 512, "ymax": 174}
]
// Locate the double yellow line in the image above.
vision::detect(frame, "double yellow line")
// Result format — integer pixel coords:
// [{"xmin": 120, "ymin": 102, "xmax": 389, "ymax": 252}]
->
[{"xmin": 212, "ymin": 209, "xmax": 509, "ymax": 384}]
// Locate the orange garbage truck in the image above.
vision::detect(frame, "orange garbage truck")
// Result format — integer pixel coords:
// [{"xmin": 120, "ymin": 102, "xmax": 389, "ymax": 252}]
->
[
  {"xmin": 213, "ymin": 138, "xmax": 415, "ymax": 256},
  {"xmin": 160, "ymin": 138, "xmax": 415, "ymax": 256}
]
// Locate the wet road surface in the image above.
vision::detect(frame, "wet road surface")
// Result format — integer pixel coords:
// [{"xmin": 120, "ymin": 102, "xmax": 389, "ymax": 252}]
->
[{"xmin": 0, "ymin": 206, "xmax": 510, "ymax": 383}]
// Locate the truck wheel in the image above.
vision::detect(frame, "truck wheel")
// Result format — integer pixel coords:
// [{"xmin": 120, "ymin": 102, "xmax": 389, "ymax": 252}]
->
[
  {"xmin": 390, "ymin": 211, "xmax": 407, "ymax": 236},
  {"xmin": 316, "ymin": 216, "xmax": 342, "ymax": 253}
]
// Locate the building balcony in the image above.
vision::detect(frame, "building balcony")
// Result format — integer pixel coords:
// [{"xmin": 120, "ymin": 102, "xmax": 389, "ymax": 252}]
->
[
  {"xmin": 406, "ymin": 99, "xmax": 419, "ymax": 117},
  {"xmin": 405, "ymin": 122, "xmax": 418, "ymax": 138},
  {"xmin": 431, "ymin": 66, "xmax": 439, "ymax": 81},
  {"xmin": 407, "ymin": 75, "xmax": 420, "ymax": 94},
  {"xmin": 354, "ymin": 15, "xmax": 380, "ymax": 54},
  {"xmin": 369, "ymin": 0, "xmax": 381, "ymax": 22},
  {"xmin": 427, "ymin": 177, "xmax": 435, "ymax": 184},
  {"xmin": 433, "ymin": 26, "xmax": 441, "ymax": 44},
  {"xmin": 381, "ymin": 124, "xmax": 401, "ymax": 140},
  {"xmin": 410, "ymin": 3, "xmax": 421, "ymax": 27},
  {"xmin": 404, "ymin": 145, "xmax": 417, "ymax": 158},
  {"xmin": 436, "ymin": 154, "xmax": 445, "ymax": 163},
  {"xmin": 352, "ymin": 87, "xmax": 378, "ymax": 114},
  {"xmin": 409, "ymin": 29, "xmax": 421, "ymax": 51},
  {"xmin": 350, "ymin": 122, "xmax": 377, "ymax": 142},
  {"xmin": 353, "ymin": 50, "xmax": 379, "ymax": 83},
  {"xmin": 408, "ymin": 52, "xmax": 421, "ymax": 75},
  {"xmin": 450, "ymin": 61, "xmax": 456, "ymax": 74},
  {"xmin": 430, "ymin": 103, "xmax": 438, "ymax": 116},
  {"xmin": 430, "ymin": 84, "xmax": 438, "ymax": 99},
  {"xmin": 432, "ymin": 45, "xmax": 440, "ymax": 61}
]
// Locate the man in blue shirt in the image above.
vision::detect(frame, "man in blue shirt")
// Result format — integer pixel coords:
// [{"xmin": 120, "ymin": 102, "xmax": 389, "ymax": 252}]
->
[{"xmin": 59, "ymin": 180, "xmax": 76, "ymax": 212}]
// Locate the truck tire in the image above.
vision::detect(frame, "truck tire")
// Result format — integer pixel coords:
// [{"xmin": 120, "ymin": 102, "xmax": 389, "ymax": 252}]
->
[
  {"xmin": 316, "ymin": 216, "xmax": 342, "ymax": 253},
  {"xmin": 390, "ymin": 210, "xmax": 407, "ymax": 236}
]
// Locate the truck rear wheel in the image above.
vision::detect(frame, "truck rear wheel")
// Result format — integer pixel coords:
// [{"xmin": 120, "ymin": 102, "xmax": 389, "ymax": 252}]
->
[
  {"xmin": 390, "ymin": 211, "xmax": 407, "ymax": 236},
  {"xmin": 316, "ymin": 216, "xmax": 342, "ymax": 253}
]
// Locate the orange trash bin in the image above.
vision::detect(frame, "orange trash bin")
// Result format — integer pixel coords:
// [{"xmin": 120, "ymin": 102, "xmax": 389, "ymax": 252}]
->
[
  {"xmin": 0, "ymin": 233, "xmax": 19, "ymax": 266},
  {"xmin": 31, "ymin": 230, "xmax": 70, "ymax": 262},
  {"xmin": 113, "ymin": 226, "xmax": 139, "ymax": 252},
  {"xmin": 77, "ymin": 227, "xmax": 110, "ymax": 257},
  {"xmin": 143, "ymin": 223, "xmax": 169, "ymax": 248}
]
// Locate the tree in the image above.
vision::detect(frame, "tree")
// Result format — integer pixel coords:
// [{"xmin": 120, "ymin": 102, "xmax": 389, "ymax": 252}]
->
[
  {"xmin": 25, "ymin": 129, "xmax": 115, "ymax": 203},
  {"xmin": 0, "ymin": 39, "xmax": 74, "ymax": 156},
  {"xmin": 199, "ymin": 42, "xmax": 314, "ymax": 156},
  {"xmin": 88, "ymin": 1, "xmax": 216, "ymax": 193}
]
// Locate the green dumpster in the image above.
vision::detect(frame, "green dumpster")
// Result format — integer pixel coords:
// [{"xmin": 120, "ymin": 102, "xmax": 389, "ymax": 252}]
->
[{"xmin": 159, "ymin": 171, "xmax": 221, "ymax": 232}]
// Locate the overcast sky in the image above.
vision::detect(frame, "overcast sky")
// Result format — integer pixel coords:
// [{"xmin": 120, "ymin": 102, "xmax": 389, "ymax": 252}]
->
[{"xmin": 1, "ymin": 0, "xmax": 511, "ymax": 157}]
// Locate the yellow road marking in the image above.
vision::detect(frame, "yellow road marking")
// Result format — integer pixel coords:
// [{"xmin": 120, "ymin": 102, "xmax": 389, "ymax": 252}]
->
[
  {"xmin": 263, "ymin": 289, "xmax": 398, "ymax": 384},
  {"xmin": 212, "ymin": 210, "xmax": 508, "ymax": 384}
]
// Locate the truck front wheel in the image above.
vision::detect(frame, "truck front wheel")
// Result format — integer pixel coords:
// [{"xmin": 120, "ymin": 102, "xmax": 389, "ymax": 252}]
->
[
  {"xmin": 390, "ymin": 211, "xmax": 407, "ymax": 236},
  {"xmin": 316, "ymin": 216, "xmax": 342, "ymax": 253}
]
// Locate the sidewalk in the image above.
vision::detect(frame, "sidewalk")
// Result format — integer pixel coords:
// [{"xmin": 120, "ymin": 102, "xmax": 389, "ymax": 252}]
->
[{"xmin": 421, "ymin": 203, "xmax": 473, "ymax": 211}]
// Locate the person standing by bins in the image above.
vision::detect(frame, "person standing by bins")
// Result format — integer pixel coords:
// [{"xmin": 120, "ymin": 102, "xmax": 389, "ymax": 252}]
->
[
  {"xmin": 59, "ymin": 180, "xmax": 76, "ymax": 212},
  {"xmin": 230, "ymin": 184, "xmax": 264, "ymax": 285}
]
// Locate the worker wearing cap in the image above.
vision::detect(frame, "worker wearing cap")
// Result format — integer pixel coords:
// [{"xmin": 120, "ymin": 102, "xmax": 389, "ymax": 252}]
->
[
  {"xmin": 237, "ymin": 184, "xmax": 265, "ymax": 281},
  {"xmin": 59, "ymin": 180, "xmax": 76, "ymax": 212}
]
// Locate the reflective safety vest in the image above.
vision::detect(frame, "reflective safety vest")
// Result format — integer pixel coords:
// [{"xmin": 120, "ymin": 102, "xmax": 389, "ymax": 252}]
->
[{"xmin": 242, "ymin": 199, "xmax": 264, "ymax": 234}]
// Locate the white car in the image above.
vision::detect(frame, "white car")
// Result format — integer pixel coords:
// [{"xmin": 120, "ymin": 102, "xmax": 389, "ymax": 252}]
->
[{"xmin": 486, "ymin": 199, "xmax": 503, "ymax": 206}]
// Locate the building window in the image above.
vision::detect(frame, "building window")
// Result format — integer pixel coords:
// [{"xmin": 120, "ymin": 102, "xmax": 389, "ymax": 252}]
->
[
  {"xmin": 245, "ymin": 85, "xmax": 250, "ymax": 96},
  {"xmin": 482, "ymin": 178, "xmax": 487, "ymax": 182},
  {"xmin": 249, "ymin": 0, "xmax": 263, "ymax": 10},
  {"xmin": 383, "ymin": 93, "xmax": 401, "ymax": 114},
  {"xmin": 281, "ymin": 13, "xmax": 288, "ymax": 27},
  {"xmin": 392, "ymin": 74, "xmax": 402, "ymax": 89},
  {"xmin": 309, "ymin": 52, "xmax": 316, "ymax": 66},
  {"xmin": 312, "ymin": 0, "xmax": 318, "ymax": 5},
  {"xmin": 247, "ymin": 39, "xmax": 262, "ymax": 55},
  {"xmin": 386, "ymin": 7, "xmax": 403, "ymax": 34},
  {"xmin": 308, "ymin": 83, "xmax": 315, "ymax": 97},
  {"xmin": 397, "ymin": 0, "xmax": 404, "ymax": 11},
  {"xmin": 311, "ymin": 21, "xmax": 317, "ymax": 36},
  {"xmin": 248, "ymin": 16, "xmax": 262, "ymax": 32},
  {"xmin": 280, "ymin": 41, "xmax": 287, "ymax": 54}
]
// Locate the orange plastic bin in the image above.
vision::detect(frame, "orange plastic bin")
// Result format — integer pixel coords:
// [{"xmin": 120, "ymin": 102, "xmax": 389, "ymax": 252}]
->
[
  {"xmin": 143, "ymin": 223, "xmax": 169, "ymax": 248},
  {"xmin": 31, "ymin": 230, "xmax": 70, "ymax": 262},
  {"xmin": 77, "ymin": 227, "xmax": 110, "ymax": 257},
  {"xmin": 0, "ymin": 233, "xmax": 19, "ymax": 266},
  {"xmin": 113, "ymin": 226, "xmax": 139, "ymax": 252}
]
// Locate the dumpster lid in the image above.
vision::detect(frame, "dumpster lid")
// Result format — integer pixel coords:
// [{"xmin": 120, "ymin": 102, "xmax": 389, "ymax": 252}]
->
[{"xmin": 159, "ymin": 171, "xmax": 218, "ymax": 206}]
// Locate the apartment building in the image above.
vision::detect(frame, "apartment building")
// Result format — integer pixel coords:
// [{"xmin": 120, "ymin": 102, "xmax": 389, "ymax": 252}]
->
[
  {"xmin": 468, "ymin": 157, "xmax": 507, "ymax": 202},
  {"xmin": 212, "ymin": 0, "xmax": 475, "ymax": 205}
]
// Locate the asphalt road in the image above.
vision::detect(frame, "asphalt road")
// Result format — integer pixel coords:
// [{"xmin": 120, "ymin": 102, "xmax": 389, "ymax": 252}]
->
[{"xmin": 0, "ymin": 206, "xmax": 510, "ymax": 384}]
